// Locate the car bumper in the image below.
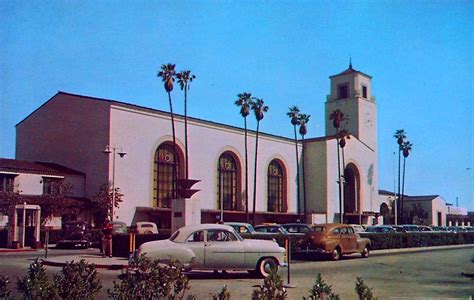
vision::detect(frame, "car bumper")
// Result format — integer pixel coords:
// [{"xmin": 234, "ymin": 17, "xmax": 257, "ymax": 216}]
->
[{"xmin": 295, "ymin": 246, "xmax": 329, "ymax": 254}]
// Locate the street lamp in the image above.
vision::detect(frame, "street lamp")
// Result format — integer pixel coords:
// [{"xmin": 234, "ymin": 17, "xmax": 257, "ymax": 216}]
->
[{"xmin": 103, "ymin": 145, "xmax": 126, "ymax": 220}]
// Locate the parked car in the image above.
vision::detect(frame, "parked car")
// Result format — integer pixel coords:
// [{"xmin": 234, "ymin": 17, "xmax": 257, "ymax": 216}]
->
[
  {"xmin": 296, "ymin": 223, "xmax": 371, "ymax": 260},
  {"xmin": 430, "ymin": 226, "xmax": 448, "ymax": 232},
  {"xmin": 135, "ymin": 222, "xmax": 159, "ymax": 234},
  {"xmin": 349, "ymin": 224, "xmax": 365, "ymax": 233},
  {"xmin": 225, "ymin": 222, "xmax": 257, "ymax": 237},
  {"xmin": 254, "ymin": 224, "xmax": 289, "ymax": 235},
  {"xmin": 447, "ymin": 226, "xmax": 467, "ymax": 233},
  {"xmin": 391, "ymin": 225, "xmax": 407, "ymax": 233},
  {"xmin": 400, "ymin": 225, "xmax": 421, "ymax": 232},
  {"xmin": 110, "ymin": 221, "xmax": 128, "ymax": 234},
  {"xmin": 418, "ymin": 225, "xmax": 433, "ymax": 232},
  {"xmin": 57, "ymin": 221, "xmax": 91, "ymax": 249},
  {"xmin": 365, "ymin": 225, "xmax": 395, "ymax": 233},
  {"xmin": 138, "ymin": 223, "xmax": 286, "ymax": 277},
  {"xmin": 281, "ymin": 223, "xmax": 312, "ymax": 235}
]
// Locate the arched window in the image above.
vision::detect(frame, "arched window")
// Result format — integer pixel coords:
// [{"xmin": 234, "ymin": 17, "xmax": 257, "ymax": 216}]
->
[
  {"xmin": 268, "ymin": 160, "xmax": 286, "ymax": 212},
  {"xmin": 153, "ymin": 143, "xmax": 181, "ymax": 208},
  {"xmin": 217, "ymin": 152, "xmax": 241, "ymax": 211}
]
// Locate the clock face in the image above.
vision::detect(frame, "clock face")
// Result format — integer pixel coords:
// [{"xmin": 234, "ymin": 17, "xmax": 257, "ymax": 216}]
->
[{"xmin": 364, "ymin": 112, "xmax": 373, "ymax": 128}]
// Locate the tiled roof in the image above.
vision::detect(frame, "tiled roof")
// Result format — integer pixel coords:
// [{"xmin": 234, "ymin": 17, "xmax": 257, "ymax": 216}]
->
[
  {"xmin": 329, "ymin": 64, "xmax": 372, "ymax": 79},
  {"xmin": 0, "ymin": 158, "xmax": 84, "ymax": 176},
  {"xmin": 378, "ymin": 189, "xmax": 439, "ymax": 201}
]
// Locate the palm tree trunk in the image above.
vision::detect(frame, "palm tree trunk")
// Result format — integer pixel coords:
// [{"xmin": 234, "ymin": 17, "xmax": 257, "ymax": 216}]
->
[
  {"xmin": 184, "ymin": 86, "xmax": 189, "ymax": 179},
  {"xmin": 301, "ymin": 135, "xmax": 306, "ymax": 223},
  {"xmin": 168, "ymin": 92, "xmax": 177, "ymax": 200},
  {"xmin": 252, "ymin": 121, "xmax": 260, "ymax": 226},
  {"xmin": 294, "ymin": 125, "xmax": 300, "ymax": 220},
  {"xmin": 341, "ymin": 144, "xmax": 346, "ymax": 216},
  {"xmin": 401, "ymin": 155, "xmax": 407, "ymax": 220},
  {"xmin": 397, "ymin": 148, "xmax": 402, "ymax": 223},
  {"xmin": 336, "ymin": 130, "xmax": 343, "ymax": 223},
  {"xmin": 244, "ymin": 117, "xmax": 249, "ymax": 223}
]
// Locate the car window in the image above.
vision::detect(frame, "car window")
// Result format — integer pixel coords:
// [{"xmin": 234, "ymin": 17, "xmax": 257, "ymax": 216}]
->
[
  {"xmin": 333, "ymin": 228, "xmax": 340, "ymax": 234},
  {"xmin": 207, "ymin": 229, "xmax": 237, "ymax": 242},
  {"xmin": 187, "ymin": 230, "xmax": 204, "ymax": 242},
  {"xmin": 238, "ymin": 226, "xmax": 250, "ymax": 233},
  {"xmin": 312, "ymin": 226, "xmax": 326, "ymax": 232},
  {"xmin": 170, "ymin": 230, "xmax": 180, "ymax": 241},
  {"xmin": 341, "ymin": 227, "xmax": 348, "ymax": 234},
  {"xmin": 347, "ymin": 227, "xmax": 355, "ymax": 234},
  {"xmin": 286, "ymin": 226, "xmax": 298, "ymax": 233}
]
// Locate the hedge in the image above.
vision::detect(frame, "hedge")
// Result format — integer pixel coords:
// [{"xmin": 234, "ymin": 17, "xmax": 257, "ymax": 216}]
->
[{"xmin": 359, "ymin": 232, "xmax": 474, "ymax": 250}]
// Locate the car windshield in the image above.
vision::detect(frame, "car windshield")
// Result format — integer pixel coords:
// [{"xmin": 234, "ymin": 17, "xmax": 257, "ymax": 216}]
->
[
  {"xmin": 312, "ymin": 226, "xmax": 326, "ymax": 232},
  {"xmin": 169, "ymin": 230, "xmax": 180, "ymax": 242}
]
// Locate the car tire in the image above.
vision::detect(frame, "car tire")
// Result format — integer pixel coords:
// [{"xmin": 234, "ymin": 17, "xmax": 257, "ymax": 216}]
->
[
  {"xmin": 256, "ymin": 257, "xmax": 278, "ymax": 278},
  {"xmin": 144, "ymin": 231, "xmax": 153, "ymax": 235},
  {"xmin": 330, "ymin": 247, "xmax": 341, "ymax": 261},
  {"xmin": 361, "ymin": 246, "xmax": 370, "ymax": 258}
]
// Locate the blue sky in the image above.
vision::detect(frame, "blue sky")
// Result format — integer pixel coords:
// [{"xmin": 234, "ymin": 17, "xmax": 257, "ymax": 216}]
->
[{"xmin": 1, "ymin": 1, "xmax": 472, "ymax": 210}]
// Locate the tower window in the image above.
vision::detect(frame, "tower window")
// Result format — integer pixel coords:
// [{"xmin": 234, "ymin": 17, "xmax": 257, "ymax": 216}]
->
[
  {"xmin": 337, "ymin": 84, "xmax": 348, "ymax": 99},
  {"xmin": 362, "ymin": 85, "xmax": 368, "ymax": 98}
]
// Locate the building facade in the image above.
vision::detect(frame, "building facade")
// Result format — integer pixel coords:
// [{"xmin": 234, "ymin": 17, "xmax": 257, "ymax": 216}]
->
[{"xmin": 14, "ymin": 65, "xmax": 386, "ymax": 230}]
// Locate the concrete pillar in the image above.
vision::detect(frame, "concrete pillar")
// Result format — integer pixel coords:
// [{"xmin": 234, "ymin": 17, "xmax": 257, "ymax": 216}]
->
[{"xmin": 171, "ymin": 198, "xmax": 201, "ymax": 234}]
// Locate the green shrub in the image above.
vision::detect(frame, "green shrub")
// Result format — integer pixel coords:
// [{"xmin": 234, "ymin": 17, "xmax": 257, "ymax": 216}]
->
[
  {"xmin": 212, "ymin": 285, "xmax": 231, "ymax": 300},
  {"xmin": 108, "ymin": 253, "xmax": 195, "ymax": 299},
  {"xmin": 359, "ymin": 232, "xmax": 474, "ymax": 250},
  {"xmin": 16, "ymin": 258, "xmax": 57, "ymax": 299},
  {"xmin": 303, "ymin": 273, "xmax": 340, "ymax": 300},
  {"xmin": 251, "ymin": 269, "xmax": 287, "ymax": 300},
  {"xmin": 0, "ymin": 275, "xmax": 12, "ymax": 299},
  {"xmin": 355, "ymin": 277, "xmax": 377, "ymax": 300},
  {"xmin": 53, "ymin": 259, "xmax": 102, "ymax": 300}
]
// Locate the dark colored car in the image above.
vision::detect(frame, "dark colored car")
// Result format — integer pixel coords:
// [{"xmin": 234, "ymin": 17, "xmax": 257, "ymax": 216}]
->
[
  {"xmin": 365, "ymin": 225, "xmax": 395, "ymax": 233},
  {"xmin": 110, "ymin": 221, "xmax": 128, "ymax": 234},
  {"xmin": 57, "ymin": 221, "xmax": 91, "ymax": 249},
  {"xmin": 296, "ymin": 223, "xmax": 371, "ymax": 260},
  {"xmin": 254, "ymin": 224, "xmax": 289, "ymax": 235},
  {"xmin": 281, "ymin": 223, "xmax": 312, "ymax": 235}
]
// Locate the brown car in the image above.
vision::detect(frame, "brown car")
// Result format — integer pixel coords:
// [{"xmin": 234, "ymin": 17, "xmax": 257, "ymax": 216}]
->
[{"xmin": 296, "ymin": 223, "xmax": 371, "ymax": 260}]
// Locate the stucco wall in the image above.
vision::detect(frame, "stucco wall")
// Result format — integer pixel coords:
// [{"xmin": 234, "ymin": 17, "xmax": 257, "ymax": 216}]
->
[
  {"xmin": 109, "ymin": 105, "xmax": 301, "ymax": 225},
  {"xmin": 16, "ymin": 93, "xmax": 110, "ymax": 199}
]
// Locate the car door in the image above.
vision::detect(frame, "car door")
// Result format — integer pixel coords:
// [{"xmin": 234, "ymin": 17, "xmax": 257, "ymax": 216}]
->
[
  {"xmin": 184, "ymin": 230, "xmax": 206, "ymax": 268},
  {"xmin": 340, "ymin": 226, "xmax": 357, "ymax": 253},
  {"xmin": 204, "ymin": 229, "xmax": 245, "ymax": 269}
]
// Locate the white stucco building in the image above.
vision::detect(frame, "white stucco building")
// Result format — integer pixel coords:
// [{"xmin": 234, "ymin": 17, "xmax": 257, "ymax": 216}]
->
[{"xmin": 12, "ymin": 65, "xmax": 388, "ymax": 231}]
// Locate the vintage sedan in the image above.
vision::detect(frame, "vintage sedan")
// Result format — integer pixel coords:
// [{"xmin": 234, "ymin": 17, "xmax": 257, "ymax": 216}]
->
[
  {"xmin": 296, "ymin": 223, "xmax": 371, "ymax": 260},
  {"xmin": 137, "ymin": 224, "xmax": 286, "ymax": 277}
]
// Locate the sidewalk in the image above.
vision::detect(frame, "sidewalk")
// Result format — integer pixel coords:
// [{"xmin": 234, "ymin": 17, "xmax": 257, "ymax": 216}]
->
[{"xmin": 35, "ymin": 244, "xmax": 473, "ymax": 270}]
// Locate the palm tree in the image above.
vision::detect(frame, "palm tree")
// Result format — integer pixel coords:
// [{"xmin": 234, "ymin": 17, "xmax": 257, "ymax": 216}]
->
[
  {"xmin": 250, "ymin": 98, "xmax": 269, "ymax": 225},
  {"xmin": 394, "ymin": 129, "xmax": 406, "ymax": 223},
  {"xmin": 330, "ymin": 109, "xmax": 345, "ymax": 223},
  {"xmin": 157, "ymin": 63, "xmax": 178, "ymax": 198},
  {"xmin": 401, "ymin": 140, "xmax": 413, "ymax": 218},
  {"xmin": 299, "ymin": 113, "xmax": 310, "ymax": 223},
  {"xmin": 235, "ymin": 92, "xmax": 253, "ymax": 223},
  {"xmin": 338, "ymin": 129, "xmax": 351, "ymax": 174},
  {"xmin": 287, "ymin": 106, "xmax": 301, "ymax": 218},
  {"xmin": 177, "ymin": 70, "xmax": 196, "ymax": 179}
]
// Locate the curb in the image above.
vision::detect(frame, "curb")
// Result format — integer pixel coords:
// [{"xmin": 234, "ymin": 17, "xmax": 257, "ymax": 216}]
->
[
  {"xmin": 41, "ymin": 258, "xmax": 128, "ymax": 270},
  {"xmin": 0, "ymin": 248, "xmax": 38, "ymax": 253}
]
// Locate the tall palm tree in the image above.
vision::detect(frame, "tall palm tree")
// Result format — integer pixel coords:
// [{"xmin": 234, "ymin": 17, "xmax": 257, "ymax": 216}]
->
[
  {"xmin": 394, "ymin": 129, "xmax": 406, "ymax": 223},
  {"xmin": 299, "ymin": 113, "xmax": 310, "ymax": 223},
  {"xmin": 330, "ymin": 109, "xmax": 345, "ymax": 223},
  {"xmin": 338, "ymin": 129, "xmax": 351, "ymax": 172},
  {"xmin": 235, "ymin": 92, "xmax": 253, "ymax": 223},
  {"xmin": 157, "ymin": 63, "xmax": 178, "ymax": 198},
  {"xmin": 401, "ymin": 140, "xmax": 413, "ymax": 218},
  {"xmin": 177, "ymin": 70, "xmax": 196, "ymax": 179},
  {"xmin": 287, "ymin": 106, "xmax": 301, "ymax": 218},
  {"xmin": 250, "ymin": 98, "xmax": 269, "ymax": 225}
]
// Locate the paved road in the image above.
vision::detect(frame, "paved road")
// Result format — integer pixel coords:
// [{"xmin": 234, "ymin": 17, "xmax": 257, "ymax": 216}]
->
[{"xmin": 1, "ymin": 247, "xmax": 473, "ymax": 299}]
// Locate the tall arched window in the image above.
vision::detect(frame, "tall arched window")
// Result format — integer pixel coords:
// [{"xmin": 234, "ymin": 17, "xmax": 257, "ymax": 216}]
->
[
  {"xmin": 217, "ymin": 152, "xmax": 241, "ymax": 211},
  {"xmin": 267, "ymin": 160, "xmax": 286, "ymax": 212},
  {"xmin": 153, "ymin": 143, "xmax": 181, "ymax": 208}
]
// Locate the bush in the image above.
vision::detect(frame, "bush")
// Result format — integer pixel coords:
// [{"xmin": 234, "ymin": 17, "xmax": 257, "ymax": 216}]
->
[
  {"xmin": 359, "ymin": 232, "xmax": 474, "ymax": 250},
  {"xmin": 0, "ymin": 275, "xmax": 12, "ymax": 299},
  {"xmin": 251, "ymin": 269, "xmax": 287, "ymax": 300},
  {"xmin": 212, "ymin": 285, "xmax": 231, "ymax": 300},
  {"xmin": 355, "ymin": 277, "xmax": 377, "ymax": 300},
  {"xmin": 16, "ymin": 258, "xmax": 56, "ymax": 299},
  {"xmin": 303, "ymin": 273, "xmax": 340, "ymax": 300},
  {"xmin": 108, "ymin": 253, "xmax": 195, "ymax": 299},
  {"xmin": 53, "ymin": 259, "xmax": 102, "ymax": 299}
]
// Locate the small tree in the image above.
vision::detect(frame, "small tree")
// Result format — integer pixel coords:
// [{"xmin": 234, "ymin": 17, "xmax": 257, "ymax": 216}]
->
[
  {"xmin": 53, "ymin": 259, "xmax": 102, "ymax": 300},
  {"xmin": 303, "ymin": 273, "xmax": 340, "ymax": 300},
  {"xmin": 92, "ymin": 183, "xmax": 123, "ymax": 223},
  {"xmin": 16, "ymin": 258, "xmax": 56, "ymax": 299},
  {"xmin": 0, "ymin": 275, "xmax": 12, "ymax": 299},
  {"xmin": 251, "ymin": 269, "xmax": 287, "ymax": 300},
  {"xmin": 355, "ymin": 277, "xmax": 378, "ymax": 300}
]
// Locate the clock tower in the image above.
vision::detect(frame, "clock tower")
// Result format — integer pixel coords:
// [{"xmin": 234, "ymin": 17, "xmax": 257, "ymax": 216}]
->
[{"xmin": 325, "ymin": 64, "xmax": 377, "ymax": 150}]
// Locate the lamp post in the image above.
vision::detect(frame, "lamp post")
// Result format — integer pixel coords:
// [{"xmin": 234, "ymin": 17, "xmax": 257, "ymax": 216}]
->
[{"xmin": 103, "ymin": 145, "xmax": 126, "ymax": 220}]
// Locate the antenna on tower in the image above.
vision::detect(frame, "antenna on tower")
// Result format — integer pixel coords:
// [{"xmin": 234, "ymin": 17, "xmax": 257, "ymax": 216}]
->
[{"xmin": 349, "ymin": 55, "xmax": 352, "ymax": 69}]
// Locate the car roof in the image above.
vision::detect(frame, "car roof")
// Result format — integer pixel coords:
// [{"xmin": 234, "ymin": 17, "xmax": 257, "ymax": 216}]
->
[
  {"xmin": 225, "ymin": 222, "xmax": 252, "ymax": 227},
  {"xmin": 172, "ymin": 224, "xmax": 234, "ymax": 243}
]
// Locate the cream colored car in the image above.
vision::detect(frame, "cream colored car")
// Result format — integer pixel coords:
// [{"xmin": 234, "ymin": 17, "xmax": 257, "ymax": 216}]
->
[
  {"xmin": 138, "ymin": 223, "xmax": 286, "ymax": 277},
  {"xmin": 135, "ymin": 222, "xmax": 159, "ymax": 234}
]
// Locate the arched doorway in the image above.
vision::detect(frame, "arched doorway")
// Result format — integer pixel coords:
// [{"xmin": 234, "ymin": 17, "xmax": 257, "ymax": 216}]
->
[
  {"xmin": 344, "ymin": 163, "xmax": 361, "ymax": 223},
  {"xmin": 380, "ymin": 203, "xmax": 390, "ymax": 225}
]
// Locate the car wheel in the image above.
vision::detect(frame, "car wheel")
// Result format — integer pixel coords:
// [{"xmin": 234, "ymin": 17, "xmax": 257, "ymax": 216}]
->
[
  {"xmin": 144, "ymin": 231, "xmax": 153, "ymax": 235},
  {"xmin": 361, "ymin": 246, "xmax": 370, "ymax": 258},
  {"xmin": 330, "ymin": 247, "xmax": 341, "ymax": 261},
  {"xmin": 256, "ymin": 257, "xmax": 278, "ymax": 278}
]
